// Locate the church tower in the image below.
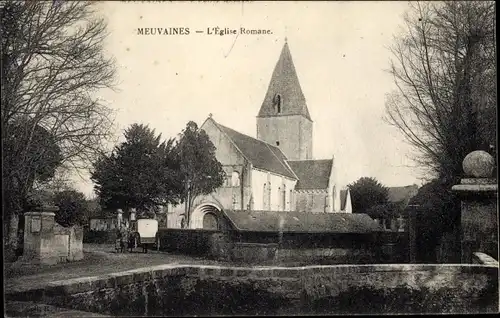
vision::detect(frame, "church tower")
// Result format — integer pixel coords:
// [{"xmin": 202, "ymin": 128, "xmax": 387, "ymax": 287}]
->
[{"xmin": 256, "ymin": 39, "xmax": 313, "ymax": 160}]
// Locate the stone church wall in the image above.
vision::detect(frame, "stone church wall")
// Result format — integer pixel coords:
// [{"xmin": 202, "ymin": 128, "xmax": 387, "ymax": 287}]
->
[
  {"xmin": 295, "ymin": 191, "xmax": 329, "ymax": 212},
  {"xmin": 257, "ymin": 115, "xmax": 312, "ymax": 160},
  {"xmin": 251, "ymin": 169, "xmax": 296, "ymax": 211}
]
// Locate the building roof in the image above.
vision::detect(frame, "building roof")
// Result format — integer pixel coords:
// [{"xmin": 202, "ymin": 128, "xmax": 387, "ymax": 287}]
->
[
  {"xmin": 387, "ymin": 185, "xmax": 419, "ymax": 204},
  {"xmin": 286, "ymin": 159, "xmax": 332, "ymax": 190},
  {"xmin": 214, "ymin": 120, "xmax": 297, "ymax": 179},
  {"xmin": 223, "ymin": 210, "xmax": 382, "ymax": 233},
  {"xmin": 257, "ymin": 41, "xmax": 312, "ymax": 121}
]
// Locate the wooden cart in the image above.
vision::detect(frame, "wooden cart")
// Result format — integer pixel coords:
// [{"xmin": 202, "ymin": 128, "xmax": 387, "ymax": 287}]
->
[{"xmin": 128, "ymin": 218, "xmax": 158, "ymax": 253}]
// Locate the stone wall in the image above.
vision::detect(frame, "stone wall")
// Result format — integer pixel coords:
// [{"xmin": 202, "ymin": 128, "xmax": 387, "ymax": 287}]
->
[
  {"xmin": 157, "ymin": 229, "xmax": 404, "ymax": 264},
  {"xmin": 83, "ymin": 228, "xmax": 117, "ymax": 244},
  {"xmin": 6, "ymin": 263, "xmax": 498, "ymax": 315},
  {"xmin": 157, "ymin": 228, "xmax": 221, "ymax": 256},
  {"xmin": 231, "ymin": 242, "xmax": 278, "ymax": 263}
]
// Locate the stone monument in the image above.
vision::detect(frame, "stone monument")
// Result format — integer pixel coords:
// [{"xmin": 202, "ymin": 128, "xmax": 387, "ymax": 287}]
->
[
  {"xmin": 20, "ymin": 206, "xmax": 59, "ymax": 265},
  {"xmin": 452, "ymin": 150, "xmax": 498, "ymax": 263}
]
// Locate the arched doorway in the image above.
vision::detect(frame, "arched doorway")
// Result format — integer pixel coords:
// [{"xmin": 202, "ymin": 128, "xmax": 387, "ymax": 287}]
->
[
  {"xmin": 202, "ymin": 213, "xmax": 218, "ymax": 230},
  {"xmin": 190, "ymin": 203, "xmax": 221, "ymax": 229}
]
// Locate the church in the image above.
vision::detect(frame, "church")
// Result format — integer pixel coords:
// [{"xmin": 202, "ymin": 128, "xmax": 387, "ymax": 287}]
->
[{"xmin": 167, "ymin": 40, "xmax": 352, "ymax": 229}]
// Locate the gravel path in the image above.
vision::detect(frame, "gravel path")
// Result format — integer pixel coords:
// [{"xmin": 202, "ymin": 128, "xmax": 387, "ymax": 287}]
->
[{"xmin": 4, "ymin": 244, "xmax": 229, "ymax": 293}]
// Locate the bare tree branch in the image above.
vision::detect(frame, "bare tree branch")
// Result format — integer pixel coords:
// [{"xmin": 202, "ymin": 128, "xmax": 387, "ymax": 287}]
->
[
  {"xmin": 1, "ymin": 0, "xmax": 117, "ymax": 258},
  {"xmin": 384, "ymin": 1, "xmax": 496, "ymax": 181}
]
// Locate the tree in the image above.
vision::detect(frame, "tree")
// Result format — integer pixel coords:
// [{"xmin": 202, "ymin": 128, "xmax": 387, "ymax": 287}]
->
[
  {"xmin": 347, "ymin": 177, "xmax": 389, "ymax": 214},
  {"xmin": 385, "ymin": 1, "xmax": 496, "ymax": 184},
  {"xmin": 91, "ymin": 123, "xmax": 184, "ymax": 214},
  {"xmin": 85, "ymin": 197, "xmax": 102, "ymax": 221},
  {"xmin": 2, "ymin": 122, "xmax": 62, "ymax": 259},
  {"xmin": 409, "ymin": 179, "xmax": 459, "ymax": 232},
  {"xmin": 176, "ymin": 121, "xmax": 225, "ymax": 227},
  {"xmin": 52, "ymin": 190, "xmax": 89, "ymax": 227},
  {"xmin": 407, "ymin": 179, "xmax": 460, "ymax": 262},
  {"xmin": 1, "ymin": 1, "xmax": 116, "ymax": 259},
  {"xmin": 366, "ymin": 202, "xmax": 404, "ymax": 220}
]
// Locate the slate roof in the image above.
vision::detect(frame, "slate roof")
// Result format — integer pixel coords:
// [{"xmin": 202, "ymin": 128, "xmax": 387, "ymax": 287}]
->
[
  {"xmin": 214, "ymin": 120, "xmax": 297, "ymax": 180},
  {"xmin": 257, "ymin": 41, "xmax": 312, "ymax": 121},
  {"xmin": 387, "ymin": 185, "xmax": 419, "ymax": 204},
  {"xmin": 286, "ymin": 159, "xmax": 332, "ymax": 190},
  {"xmin": 223, "ymin": 210, "xmax": 382, "ymax": 233}
]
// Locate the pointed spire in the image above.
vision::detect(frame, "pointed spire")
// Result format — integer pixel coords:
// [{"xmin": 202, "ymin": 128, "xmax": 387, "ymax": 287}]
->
[{"xmin": 257, "ymin": 40, "xmax": 312, "ymax": 121}]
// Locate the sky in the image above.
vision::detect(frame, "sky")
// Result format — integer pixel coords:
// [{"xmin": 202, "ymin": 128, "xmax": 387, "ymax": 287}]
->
[{"xmin": 71, "ymin": 1, "xmax": 426, "ymax": 198}]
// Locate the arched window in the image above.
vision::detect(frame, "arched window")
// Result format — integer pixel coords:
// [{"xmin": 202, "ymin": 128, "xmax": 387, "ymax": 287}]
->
[
  {"xmin": 278, "ymin": 187, "xmax": 281, "ymax": 210},
  {"xmin": 273, "ymin": 94, "xmax": 282, "ymax": 113},
  {"xmin": 282, "ymin": 184, "xmax": 287, "ymax": 211},
  {"xmin": 263, "ymin": 183, "xmax": 267, "ymax": 209},
  {"xmin": 267, "ymin": 182, "xmax": 272, "ymax": 210},
  {"xmin": 224, "ymin": 171, "xmax": 231, "ymax": 187},
  {"xmin": 231, "ymin": 171, "xmax": 240, "ymax": 187}
]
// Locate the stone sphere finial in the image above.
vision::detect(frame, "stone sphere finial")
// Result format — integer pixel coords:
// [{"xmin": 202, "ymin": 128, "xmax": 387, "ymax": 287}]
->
[{"xmin": 462, "ymin": 150, "xmax": 495, "ymax": 178}]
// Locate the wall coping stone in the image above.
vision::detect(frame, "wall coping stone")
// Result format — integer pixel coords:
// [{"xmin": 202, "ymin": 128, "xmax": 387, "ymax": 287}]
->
[
  {"xmin": 6, "ymin": 262, "xmax": 499, "ymax": 299},
  {"xmin": 25, "ymin": 211, "xmax": 56, "ymax": 217},
  {"xmin": 461, "ymin": 178, "xmax": 497, "ymax": 185},
  {"xmin": 473, "ymin": 252, "xmax": 499, "ymax": 267},
  {"xmin": 452, "ymin": 184, "xmax": 498, "ymax": 193},
  {"xmin": 31, "ymin": 205, "xmax": 60, "ymax": 212}
]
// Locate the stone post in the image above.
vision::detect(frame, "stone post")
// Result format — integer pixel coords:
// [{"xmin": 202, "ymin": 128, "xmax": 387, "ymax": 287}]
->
[
  {"xmin": 117, "ymin": 209, "xmax": 123, "ymax": 229},
  {"xmin": 19, "ymin": 206, "xmax": 59, "ymax": 265},
  {"xmin": 130, "ymin": 208, "xmax": 137, "ymax": 222},
  {"xmin": 452, "ymin": 150, "xmax": 498, "ymax": 264}
]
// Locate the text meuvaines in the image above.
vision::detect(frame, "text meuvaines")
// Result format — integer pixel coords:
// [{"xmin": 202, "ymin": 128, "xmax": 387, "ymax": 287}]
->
[{"xmin": 137, "ymin": 27, "xmax": 190, "ymax": 35}]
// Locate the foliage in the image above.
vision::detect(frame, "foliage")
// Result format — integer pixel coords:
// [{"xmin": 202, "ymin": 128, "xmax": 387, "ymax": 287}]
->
[
  {"xmin": 176, "ymin": 121, "xmax": 226, "ymax": 226},
  {"xmin": 385, "ymin": 1, "xmax": 496, "ymax": 183},
  {"xmin": 85, "ymin": 197, "xmax": 103, "ymax": 220},
  {"xmin": 3, "ymin": 123, "xmax": 63, "ymax": 210},
  {"xmin": 406, "ymin": 179, "xmax": 460, "ymax": 262},
  {"xmin": 366, "ymin": 202, "xmax": 405, "ymax": 220},
  {"xmin": 347, "ymin": 177, "xmax": 389, "ymax": 214},
  {"xmin": 24, "ymin": 189, "xmax": 55, "ymax": 211},
  {"xmin": 91, "ymin": 123, "xmax": 184, "ymax": 213},
  {"xmin": 52, "ymin": 190, "xmax": 89, "ymax": 227},
  {"xmin": 1, "ymin": 0, "xmax": 116, "ymax": 258},
  {"xmin": 408, "ymin": 179, "xmax": 459, "ymax": 235}
]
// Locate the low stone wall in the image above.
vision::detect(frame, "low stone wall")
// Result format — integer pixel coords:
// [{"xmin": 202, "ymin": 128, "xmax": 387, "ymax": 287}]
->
[
  {"xmin": 53, "ymin": 224, "xmax": 84, "ymax": 262},
  {"xmin": 231, "ymin": 242, "xmax": 278, "ymax": 263},
  {"xmin": 6, "ymin": 263, "xmax": 498, "ymax": 315},
  {"xmin": 157, "ymin": 229, "xmax": 402, "ymax": 264},
  {"xmin": 5, "ymin": 301, "xmax": 110, "ymax": 317},
  {"xmin": 275, "ymin": 247, "xmax": 377, "ymax": 265},
  {"xmin": 157, "ymin": 228, "xmax": 220, "ymax": 256},
  {"xmin": 83, "ymin": 229, "xmax": 117, "ymax": 244},
  {"xmin": 228, "ymin": 243, "xmax": 377, "ymax": 265}
]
